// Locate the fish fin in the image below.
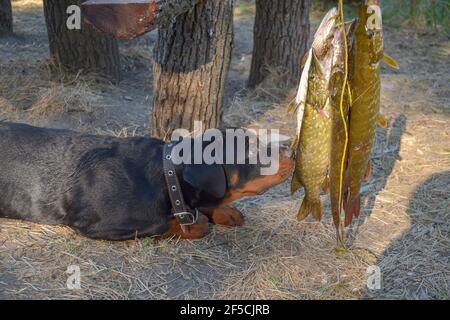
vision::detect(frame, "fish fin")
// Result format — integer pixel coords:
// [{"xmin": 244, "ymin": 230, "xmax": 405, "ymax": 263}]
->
[
  {"xmin": 378, "ymin": 114, "xmax": 388, "ymax": 128},
  {"xmin": 291, "ymin": 175, "xmax": 301, "ymax": 194},
  {"xmin": 383, "ymin": 53, "xmax": 400, "ymax": 70},
  {"xmin": 297, "ymin": 197, "xmax": 324, "ymax": 222},
  {"xmin": 321, "ymin": 176, "xmax": 329, "ymax": 194},
  {"xmin": 294, "ymin": 50, "xmax": 312, "ymax": 105},
  {"xmin": 300, "ymin": 52, "xmax": 309, "ymax": 68},
  {"xmin": 347, "ymin": 83, "xmax": 353, "ymax": 107},
  {"xmin": 345, "ymin": 19, "xmax": 357, "ymax": 36},
  {"xmin": 287, "ymin": 101, "xmax": 297, "ymax": 113},
  {"xmin": 318, "ymin": 108, "xmax": 330, "ymax": 118},
  {"xmin": 336, "ymin": 223, "xmax": 346, "ymax": 248},
  {"xmin": 344, "ymin": 195, "xmax": 360, "ymax": 227},
  {"xmin": 318, "ymin": 98, "xmax": 331, "ymax": 118},
  {"xmin": 364, "ymin": 160, "xmax": 372, "ymax": 181},
  {"xmin": 291, "ymin": 135, "xmax": 299, "ymax": 151}
]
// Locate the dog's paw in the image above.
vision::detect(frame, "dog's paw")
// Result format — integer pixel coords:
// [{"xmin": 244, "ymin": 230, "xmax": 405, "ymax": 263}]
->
[
  {"xmin": 182, "ymin": 213, "xmax": 210, "ymax": 239},
  {"xmin": 164, "ymin": 213, "xmax": 209, "ymax": 239},
  {"xmin": 203, "ymin": 206, "xmax": 244, "ymax": 227}
]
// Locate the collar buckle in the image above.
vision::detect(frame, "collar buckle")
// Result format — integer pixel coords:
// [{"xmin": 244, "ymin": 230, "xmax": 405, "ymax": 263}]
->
[{"xmin": 174, "ymin": 209, "xmax": 198, "ymax": 226}]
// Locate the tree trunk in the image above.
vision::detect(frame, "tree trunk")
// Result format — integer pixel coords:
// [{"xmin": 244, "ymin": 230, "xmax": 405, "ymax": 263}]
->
[
  {"xmin": 248, "ymin": 0, "xmax": 310, "ymax": 88},
  {"xmin": 0, "ymin": 0, "xmax": 12, "ymax": 36},
  {"xmin": 151, "ymin": 0, "xmax": 233, "ymax": 140},
  {"xmin": 43, "ymin": 0, "xmax": 120, "ymax": 82}
]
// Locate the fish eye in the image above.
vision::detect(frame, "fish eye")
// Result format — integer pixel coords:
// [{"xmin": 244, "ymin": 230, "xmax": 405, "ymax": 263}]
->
[{"xmin": 367, "ymin": 30, "xmax": 374, "ymax": 39}]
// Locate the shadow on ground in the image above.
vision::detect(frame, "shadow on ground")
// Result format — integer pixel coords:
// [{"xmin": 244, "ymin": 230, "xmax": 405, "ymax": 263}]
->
[
  {"xmin": 348, "ymin": 114, "xmax": 407, "ymax": 239},
  {"xmin": 365, "ymin": 170, "xmax": 450, "ymax": 299}
]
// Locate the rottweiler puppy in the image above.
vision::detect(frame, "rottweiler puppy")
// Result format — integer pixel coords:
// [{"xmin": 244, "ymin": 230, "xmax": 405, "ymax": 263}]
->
[{"xmin": 0, "ymin": 122, "xmax": 293, "ymax": 240}]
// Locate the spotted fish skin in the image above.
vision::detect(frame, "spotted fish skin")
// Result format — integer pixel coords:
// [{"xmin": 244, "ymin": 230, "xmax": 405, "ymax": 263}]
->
[
  {"xmin": 291, "ymin": 9, "xmax": 337, "ymax": 222},
  {"xmin": 344, "ymin": 1, "xmax": 384, "ymax": 226}
]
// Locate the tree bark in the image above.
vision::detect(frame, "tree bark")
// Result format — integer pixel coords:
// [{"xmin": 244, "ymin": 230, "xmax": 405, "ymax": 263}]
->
[
  {"xmin": 151, "ymin": 0, "xmax": 233, "ymax": 140},
  {"xmin": 44, "ymin": 0, "xmax": 121, "ymax": 82},
  {"xmin": 0, "ymin": 0, "xmax": 13, "ymax": 36},
  {"xmin": 82, "ymin": 0, "xmax": 200, "ymax": 40},
  {"xmin": 248, "ymin": 0, "xmax": 310, "ymax": 88}
]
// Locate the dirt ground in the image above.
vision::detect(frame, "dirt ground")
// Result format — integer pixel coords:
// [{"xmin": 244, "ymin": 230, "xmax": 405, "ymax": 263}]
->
[{"xmin": 0, "ymin": 0, "xmax": 448, "ymax": 299}]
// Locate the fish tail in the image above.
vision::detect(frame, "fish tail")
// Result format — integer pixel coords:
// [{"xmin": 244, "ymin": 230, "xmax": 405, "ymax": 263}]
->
[
  {"xmin": 291, "ymin": 175, "xmax": 302, "ymax": 194},
  {"xmin": 321, "ymin": 176, "xmax": 330, "ymax": 194},
  {"xmin": 364, "ymin": 160, "xmax": 372, "ymax": 181},
  {"xmin": 344, "ymin": 194, "xmax": 360, "ymax": 226},
  {"xmin": 331, "ymin": 205, "xmax": 341, "ymax": 229},
  {"xmin": 297, "ymin": 196, "xmax": 324, "ymax": 222}
]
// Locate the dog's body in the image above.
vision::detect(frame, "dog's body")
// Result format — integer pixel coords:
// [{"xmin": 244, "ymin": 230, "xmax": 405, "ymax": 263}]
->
[{"xmin": 0, "ymin": 122, "xmax": 292, "ymax": 240}]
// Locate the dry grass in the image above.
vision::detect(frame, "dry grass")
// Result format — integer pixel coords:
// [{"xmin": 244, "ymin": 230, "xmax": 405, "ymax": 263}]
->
[
  {"xmin": 0, "ymin": 0, "xmax": 449, "ymax": 300},
  {"xmin": 0, "ymin": 61, "xmax": 103, "ymax": 121},
  {"xmin": 11, "ymin": 0, "xmax": 42, "ymax": 11}
]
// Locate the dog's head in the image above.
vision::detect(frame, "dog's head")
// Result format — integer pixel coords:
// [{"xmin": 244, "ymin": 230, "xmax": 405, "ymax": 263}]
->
[{"xmin": 172, "ymin": 128, "xmax": 294, "ymax": 208}]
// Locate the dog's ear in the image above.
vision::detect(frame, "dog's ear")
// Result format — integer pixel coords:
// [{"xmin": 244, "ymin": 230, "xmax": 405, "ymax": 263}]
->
[{"xmin": 183, "ymin": 164, "xmax": 227, "ymax": 199}]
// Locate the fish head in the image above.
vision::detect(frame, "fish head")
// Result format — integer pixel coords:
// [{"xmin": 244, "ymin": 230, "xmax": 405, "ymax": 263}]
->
[
  {"xmin": 357, "ymin": 2, "xmax": 384, "ymax": 67},
  {"xmin": 331, "ymin": 27, "xmax": 345, "ymax": 76},
  {"xmin": 306, "ymin": 50, "xmax": 330, "ymax": 114},
  {"xmin": 328, "ymin": 27, "xmax": 346, "ymax": 98},
  {"xmin": 312, "ymin": 7, "xmax": 339, "ymax": 60}
]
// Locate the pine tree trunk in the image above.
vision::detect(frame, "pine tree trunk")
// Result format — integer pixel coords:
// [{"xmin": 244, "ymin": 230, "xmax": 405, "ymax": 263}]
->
[
  {"xmin": 151, "ymin": 0, "xmax": 233, "ymax": 140},
  {"xmin": 43, "ymin": 0, "xmax": 120, "ymax": 82},
  {"xmin": 0, "ymin": 0, "xmax": 12, "ymax": 36},
  {"xmin": 248, "ymin": 0, "xmax": 310, "ymax": 88}
]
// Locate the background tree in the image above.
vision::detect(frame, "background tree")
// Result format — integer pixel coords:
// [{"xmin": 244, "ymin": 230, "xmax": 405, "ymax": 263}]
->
[
  {"xmin": 248, "ymin": 0, "xmax": 310, "ymax": 88},
  {"xmin": 0, "ymin": 0, "xmax": 13, "ymax": 36},
  {"xmin": 151, "ymin": 0, "xmax": 233, "ymax": 140},
  {"xmin": 43, "ymin": 0, "xmax": 120, "ymax": 82}
]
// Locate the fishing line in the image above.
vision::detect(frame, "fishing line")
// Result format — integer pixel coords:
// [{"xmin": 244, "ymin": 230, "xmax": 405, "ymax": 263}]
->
[{"xmin": 337, "ymin": 0, "xmax": 349, "ymax": 229}]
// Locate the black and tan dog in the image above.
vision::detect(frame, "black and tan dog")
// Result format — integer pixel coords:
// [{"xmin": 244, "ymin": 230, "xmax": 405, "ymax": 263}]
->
[{"xmin": 0, "ymin": 122, "xmax": 293, "ymax": 240}]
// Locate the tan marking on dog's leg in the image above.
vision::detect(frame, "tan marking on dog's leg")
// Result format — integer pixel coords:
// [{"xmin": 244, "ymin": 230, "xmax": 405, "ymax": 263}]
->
[
  {"xmin": 200, "ymin": 206, "xmax": 244, "ymax": 227},
  {"xmin": 163, "ymin": 212, "xmax": 209, "ymax": 239}
]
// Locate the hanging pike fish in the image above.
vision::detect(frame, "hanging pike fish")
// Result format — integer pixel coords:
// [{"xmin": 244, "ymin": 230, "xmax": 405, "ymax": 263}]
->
[
  {"xmin": 329, "ymin": 28, "xmax": 348, "ymax": 244},
  {"xmin": 343, "ymin": 0, "xmax": 396, "ymax": 226},
  {"xmin": 328, "ymin": 16, "xmax": 358, "ymax": 245},
  {"xmin": 290, "ymin": 8, "xmax": 338, "ymax": 221}
]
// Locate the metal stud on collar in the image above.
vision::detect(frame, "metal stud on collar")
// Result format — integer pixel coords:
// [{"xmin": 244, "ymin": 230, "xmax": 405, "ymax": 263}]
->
[{"xmin": 163, "ymin": 143, "xmax": 199, "ymax": 232}]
